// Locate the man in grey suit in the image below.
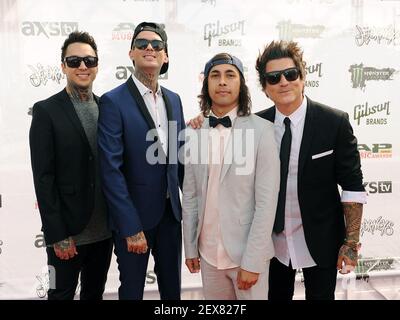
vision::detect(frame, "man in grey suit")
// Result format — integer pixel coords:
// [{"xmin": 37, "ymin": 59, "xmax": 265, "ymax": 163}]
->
[{"xmin": 182, "ymin": 53, "xmax": 280, "ymax": 300}]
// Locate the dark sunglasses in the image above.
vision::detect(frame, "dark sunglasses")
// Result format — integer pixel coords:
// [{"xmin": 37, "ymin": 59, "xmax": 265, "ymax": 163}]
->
[
  {"xmin": 133, "ymin": 38, "xmax": 165, "ymax": 51},
  {"xmin": 264, "ymin": 67, "xmax": 300, "ymax": 85},
  {"xmin": 64, "ymin": 56, "xmax": 98, "ymax": 68}
]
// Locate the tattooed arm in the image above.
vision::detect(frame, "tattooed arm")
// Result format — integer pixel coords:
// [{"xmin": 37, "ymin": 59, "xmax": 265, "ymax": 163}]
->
[
  {"xmin": 126, "ymin": 231, "xmax": 148, "ymax": 254},
  {"xmin": 53, "ymin": 237, "xmax": 78, "ymax": 260},
  {"xmin": 337, "ymin": 202, "xmax": 363, "ymax": 274}
]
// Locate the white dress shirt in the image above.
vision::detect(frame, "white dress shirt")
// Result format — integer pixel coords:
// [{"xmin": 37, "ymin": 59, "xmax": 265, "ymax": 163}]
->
[
  {"xmin": 272, "ymin": 97, "xmax": 367, "ymax": 270},
  {"xmin": 132, "ymin": 74, "xmax": 168, "ymax": 155}
]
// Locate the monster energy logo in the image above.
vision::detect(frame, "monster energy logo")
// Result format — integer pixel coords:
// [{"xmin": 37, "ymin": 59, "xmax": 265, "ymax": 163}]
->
[
  {"xmin": 276, "ymin": 20, "xmax": 325, "ymax": 41},
  {"xmin": 349, "ymin": 64, "xmax": 395, "ymax": 89}
]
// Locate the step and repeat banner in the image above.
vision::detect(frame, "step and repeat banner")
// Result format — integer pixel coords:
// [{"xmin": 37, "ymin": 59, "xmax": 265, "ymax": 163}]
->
[{"xmin": 1, "ymin": 0, "xmax": 400, "ymax": 299}]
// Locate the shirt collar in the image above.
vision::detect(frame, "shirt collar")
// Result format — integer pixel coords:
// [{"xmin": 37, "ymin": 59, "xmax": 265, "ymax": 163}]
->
[
  {"xmin": 210, "ymin": 106, "xmax": 239, "ymax": 124},
  {"xmin": 131, "ymin": 74, "xmax": 162, "ymax": 97},
  {"xmin": 275, "ymin": 96, "xmax": 307, "ymax": 128}
]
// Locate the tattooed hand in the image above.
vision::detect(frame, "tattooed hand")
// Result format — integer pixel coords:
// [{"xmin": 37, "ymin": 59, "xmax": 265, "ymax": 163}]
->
[
  {"xmin": 337, "ymin": 243, "xmax": 360, "ymax": 274},
  {"xmin": 337, "ymin": 202, "xmax": 363, "ymax": 274},
  {"xmin": 53, "ymin": 237, "xmax": 78, "ymax": 260},
  {"xmin": 126, "ymin": 231, "xmax": 148, "ymax": 254}
]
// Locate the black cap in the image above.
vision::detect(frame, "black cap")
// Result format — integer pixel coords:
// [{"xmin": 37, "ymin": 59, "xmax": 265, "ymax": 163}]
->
[
  {"xmin": 204, "ymin": 54, "xmax": 244, "ymax": 78},
  {"xmin": 131, "ymin": 22, "xmax": 169, "ymax": 74}
]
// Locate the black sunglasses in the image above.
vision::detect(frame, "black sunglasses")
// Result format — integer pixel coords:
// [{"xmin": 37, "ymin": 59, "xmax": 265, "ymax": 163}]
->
[
  {"xmin": 64, "ymin": 56, "xmax": 98, "ymax": 68},
  {"xmin": 133, "ymin": 38, "xmax": 165, "ymax": 51},
  {"xmin": 264, "ymin": 67, "xmax": 300, "ymax": 85}
]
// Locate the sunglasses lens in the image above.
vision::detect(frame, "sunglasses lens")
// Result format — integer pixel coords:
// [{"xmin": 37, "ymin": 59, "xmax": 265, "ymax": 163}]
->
[
  {"xmin": 83, "ymin": 56, "xmax": 98, "ymax": 68},
  {"xmin": 151, "ymin": 40, "xmax": 165, "ymax": 51},
  {"xmin": 134, "ymin": 39, "xmax": 165, "ymax": 51},
  {"xmin": 134, "ymin": 39, "xmax": 149, "ymax": 50},
  {"xmin": 65, "ymin": 56, "xmax": 98, "ymax": 68},
  {"xmin": 284, "ymin": 68, "xmax": 299, "ymax": 81},
  {"xmin": 265, "ymin": 72, "xmax": 281, "ymax": 85},
  {"xmin": 265, "ymin": 68, "xmax": 299, "ymax": 85},
  {"xmin": 65, "ymin": 57, "xmax": 81, "ymax": 68}
]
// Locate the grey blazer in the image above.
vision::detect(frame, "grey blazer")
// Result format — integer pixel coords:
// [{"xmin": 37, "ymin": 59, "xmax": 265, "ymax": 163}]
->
[{"xmin": 182, "ymin": 114, "xmax": 280, "ymax": 273}]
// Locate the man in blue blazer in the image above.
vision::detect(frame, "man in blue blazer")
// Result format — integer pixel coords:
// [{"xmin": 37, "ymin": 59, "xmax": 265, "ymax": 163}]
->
[{"xmin": 98, "ymin": 22, "xmax": 185, "ymax": 300}]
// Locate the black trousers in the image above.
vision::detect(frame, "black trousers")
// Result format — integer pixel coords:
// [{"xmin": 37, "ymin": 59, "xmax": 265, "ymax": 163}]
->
[
  {"xmin": 268, "ymin": 257, "xmax": 338, "ymax": 300},
  {"xmin": 46, "ymin": 237, "xmax": 113, "ymax": 300},
  {"xmin": 114, "ymin": 199, "xmax": 182, "ymax": 300}
]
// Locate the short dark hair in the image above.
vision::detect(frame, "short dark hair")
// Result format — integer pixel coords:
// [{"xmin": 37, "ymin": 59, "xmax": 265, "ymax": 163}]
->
[
  {"xmin": 198, "ymin": 53, "xmax": 251, "ymax": 117},
  {"xmin": 255, "ymin": 40, "xmax": 306, "ymax": 89},
  {"xmin": 61, "ymin": 31, "xmax": 98, "ymax": 62}
]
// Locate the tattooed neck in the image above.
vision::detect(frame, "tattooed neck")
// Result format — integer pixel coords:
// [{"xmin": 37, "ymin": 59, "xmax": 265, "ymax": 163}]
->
[
  {"xmin": 66, "ymin": 83, "xmax": 93, "ymax": 102},
  {"xmin": 134, "ymin": 69, "xmax": 158, "ymax": 92}
]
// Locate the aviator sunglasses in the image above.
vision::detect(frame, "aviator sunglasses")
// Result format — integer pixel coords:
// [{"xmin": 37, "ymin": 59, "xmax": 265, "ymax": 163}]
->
[
  {"xmin": 133, "ymin": 38, "xmax": 166, "ymax": 51},
  {"xmin": 264, "ymin": 67, "xmax": 300, "ymax": 85},
  {"xmin": 64, "ymin": 56, "xmax": 98, "ymax": 68}
]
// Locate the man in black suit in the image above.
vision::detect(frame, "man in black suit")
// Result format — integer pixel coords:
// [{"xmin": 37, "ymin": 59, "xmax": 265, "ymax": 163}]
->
[
  {"xmin": 29, "ymin": 31, "xmax": 112, "ymax": 300},
  {"xmin": 255, "ymin": 40, "xmax": 366, "ymax": 300}
]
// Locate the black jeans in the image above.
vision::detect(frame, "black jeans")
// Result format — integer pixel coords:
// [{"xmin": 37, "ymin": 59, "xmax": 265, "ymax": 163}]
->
[
  {"xmin": 268, "ymin": 257, "xmax": 338, "ymax": 300},
  {"xmin": 46, "ymin": 237, "xmax": 113, "ymax": 300}
]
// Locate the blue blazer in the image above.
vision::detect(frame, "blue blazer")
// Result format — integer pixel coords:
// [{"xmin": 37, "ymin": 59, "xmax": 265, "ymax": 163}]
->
[{"xmin": 98, "ymin": 77, "xmax": 185, "ymax": 239}]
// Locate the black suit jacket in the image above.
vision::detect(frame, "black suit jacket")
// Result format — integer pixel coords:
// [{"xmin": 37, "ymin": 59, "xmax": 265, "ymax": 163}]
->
[
  {"xmin": 257, "ymin": 97, "xmax": 365, "ymax": 267},
  {"xmin": 29, "ymin": 89, "xmax": 101, "ymax": 245}
]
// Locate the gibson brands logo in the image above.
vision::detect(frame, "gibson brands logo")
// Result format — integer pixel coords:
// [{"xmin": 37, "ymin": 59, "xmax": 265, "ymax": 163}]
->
[
  {"xmin": 276, "ymin": 20, "xmax": 324, "ymax": 41},
  {"xmin": 28, "ymin": 64, "xmax": 65, "ymax": 87},
  {"xmin": 355, "ymin": 25, "xmax": 400, "ymax": 46},
  {"xmin": 349, "ymin": 64, "xmax": 396, "ymax": 89},
  {"xmin": 21, "ymin": 21, "xmax": 78, "ymax": 38},
  {"xmin": 358, "ymin": 143, "xmax": 392, "ymax": 159},
  {"xmin": 305, "ymin": 62, "xmax": 323, "ymax": 88},
  {"xmin": 112, "ymin": 23, "xmax": 135, "ymax": 40},
  {"xmin": 361, "ymin": 216, "xmax": 394, "ymax": 237},
  {"xmin": 203, "ymin": 20, "xmax": 245, "ymax": 47},
  {"xmin": 353, "ymin": 101, "xmax": 390, "ymax": 125}
]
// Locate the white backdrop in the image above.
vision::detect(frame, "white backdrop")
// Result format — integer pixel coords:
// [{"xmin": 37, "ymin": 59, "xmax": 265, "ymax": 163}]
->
[{"xmin": 1, "ymin": 0, "xmax": 400, "ymax": 299}]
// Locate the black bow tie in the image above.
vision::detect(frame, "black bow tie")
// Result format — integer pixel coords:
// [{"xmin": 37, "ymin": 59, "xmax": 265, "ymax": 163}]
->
[{"xmin": 209, "ymin": 115, "xmax": 232, "ymax": 128}]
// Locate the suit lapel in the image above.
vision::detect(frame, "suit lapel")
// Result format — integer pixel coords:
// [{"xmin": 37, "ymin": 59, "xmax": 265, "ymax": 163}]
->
[
  {"xmin": 197, "ymin": 119, "xmax": 210, "ymax": 231},
  {"xmin": 161, "ymin": 87, "xmax": 173, "ymax": 122},
  {"xmin": 126, "ymin": 76, "xmax": 157, "ymax": 130},
  {"xmin": 58, "ymin": 89, "xmax": 92, "ymax": 154},
  {"xmin": 259, "ymin": 107, "xmax": 275, "ymax": 123},
  {"xmin": 199, "ymin": 118, "xmax": 210, "ymax": 185},
  {"xmin": 298, "ymin": 97, "xmax": 315, "ymax": 178},
  {"xmin": 161, "ymin": 88, "xmax": 173, "ymax": 159},
  {"xmin": 220, "ymin": 116, "xmax": 248, "ymax": 182}
]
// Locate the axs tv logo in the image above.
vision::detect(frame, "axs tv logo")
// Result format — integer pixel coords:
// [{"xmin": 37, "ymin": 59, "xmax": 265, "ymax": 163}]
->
[{"xmin": 363, "ymin": 181, "xmax": 392, "ymax": 194}]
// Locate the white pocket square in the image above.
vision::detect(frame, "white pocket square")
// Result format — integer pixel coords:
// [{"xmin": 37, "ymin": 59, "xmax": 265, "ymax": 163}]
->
[{"xmin": 312, "ymin": 149, "xmax": 333, "ymax": 160}]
